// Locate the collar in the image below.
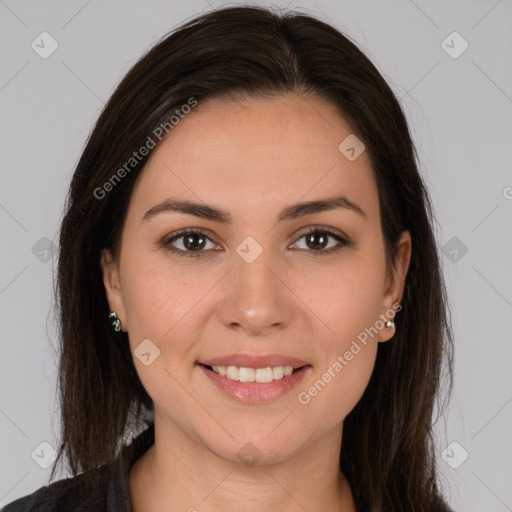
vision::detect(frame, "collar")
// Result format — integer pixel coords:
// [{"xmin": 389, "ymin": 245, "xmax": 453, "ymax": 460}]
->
[{"xmin": 106, "ymin": 422, "xmax": 155, "ymax": 512}]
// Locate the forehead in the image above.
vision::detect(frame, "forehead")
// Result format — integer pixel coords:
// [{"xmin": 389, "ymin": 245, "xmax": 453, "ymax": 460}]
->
[{"xmin": 127, "ymin": 93, "xmax": 379, "ymax": 224}]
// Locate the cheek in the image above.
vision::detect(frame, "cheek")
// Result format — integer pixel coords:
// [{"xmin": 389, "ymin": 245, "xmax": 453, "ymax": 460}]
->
[
  {"xmin": 322, "ymin": 345, "xmax": 377, "ymax": 421},
  {"xmin": 120, "ymin": 251, "xmax": 201, "ymax": 334},
  {"xmin": 297, "ymin": 318, "xmax": 378, "ymax": 427},
  {"xmin": 291, "ymin": 252, "xmax": 384, "ymax": 418},
  {"xmin": 296, "ymin": 253, "xmax": 386, "ymax": 342},
  {"xmin": 119, "ymin": 260, "xmax": 204, "ymax": 416}
]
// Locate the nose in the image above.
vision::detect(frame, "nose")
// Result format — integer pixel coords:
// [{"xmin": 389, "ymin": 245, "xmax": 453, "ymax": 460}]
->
[{"xmin": 217, "ymin": 244, "xmax": 293, "ymax": 337}]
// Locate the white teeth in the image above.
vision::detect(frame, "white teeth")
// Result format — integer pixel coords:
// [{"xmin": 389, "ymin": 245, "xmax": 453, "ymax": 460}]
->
[
  {"xmin": 226, "ymin": 365, "xmax": 239, "ymax": 380},
  {"xmin": 209, "ymin": 365, "xmax": 299, "ymax": 383},
  {"xmin": 283, "ymin": 366, "xmax": 293, "ymax": 376},
  {"xmin": 256, "ymin": 367, "xmax": 273, "ymax": 383},
  {"xmin": 272, "ymin": 367, "xmax": 284, "ymax": 380},
  {"xmin": 239, "ymin": 367, "xmax": 254, "ymax": 382}
]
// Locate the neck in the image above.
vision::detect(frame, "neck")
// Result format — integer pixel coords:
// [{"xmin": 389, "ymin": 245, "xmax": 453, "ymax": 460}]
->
[{"xmin": 129, "ymin": 417, "xmax": 356, "ymax": 512}]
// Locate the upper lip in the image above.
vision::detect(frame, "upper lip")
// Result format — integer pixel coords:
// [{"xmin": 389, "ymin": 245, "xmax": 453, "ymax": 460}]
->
[{"xmin": 199, "ymin": 353, "xmax": 310, "ymax": 369}]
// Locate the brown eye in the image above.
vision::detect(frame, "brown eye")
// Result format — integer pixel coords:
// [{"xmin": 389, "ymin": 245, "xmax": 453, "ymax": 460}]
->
[
  {"xmin": 290, "ymin": 227, "xmax": 349, "ymax": 256},
  {"xmin": 163, "ymin": 230, "xmax": 218, "ymax": 258}
]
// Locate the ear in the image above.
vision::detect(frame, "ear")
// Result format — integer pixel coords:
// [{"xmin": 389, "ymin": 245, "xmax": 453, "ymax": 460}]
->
[
  {"xmin": 379, "ymin": 230, "xmax": 411, "ymax": 342},
  {"xmin": 100, "ymin": 249, "xmax": 128, "ymax": 332}
]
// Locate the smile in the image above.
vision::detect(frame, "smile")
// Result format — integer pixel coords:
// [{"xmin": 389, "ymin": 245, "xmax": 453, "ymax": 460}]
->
[
  {"xmin": 207, "ymin": 364, "xmax": 302, "ymax": 383},
  {"xmin": 198, "ymin": 363, "xmax": 311, "ymax": 403}
]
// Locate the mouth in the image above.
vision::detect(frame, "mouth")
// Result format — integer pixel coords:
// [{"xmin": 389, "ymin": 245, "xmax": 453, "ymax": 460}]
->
[
  {"xmin": 197, "ymin": 362, "xmax": 312, "ymax": 403},
  {"xmin": 199, "ymin": 363, "xmax": 308, "ymax": 383}
]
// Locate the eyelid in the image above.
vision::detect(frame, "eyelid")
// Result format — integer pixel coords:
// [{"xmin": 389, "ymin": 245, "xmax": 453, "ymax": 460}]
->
[
  {"xmin": 162, "ymin": 228, "xmax": 221, "ymax": 257},
  {"xmin": 164, "ymin": 227, "xmax": 219, "ymax": 244},
  {"xmin": 288, "ymin": 225, "xmax": 350, "ymax": 255},
  {"xmin": 293, "ymin": 224, "xmax": 349, "ymax": 242},
  {"xmin": 162, "ymin": 225, "xmax": 350, "ymax": 257}
]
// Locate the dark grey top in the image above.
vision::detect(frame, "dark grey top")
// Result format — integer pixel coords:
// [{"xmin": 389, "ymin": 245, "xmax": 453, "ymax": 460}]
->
[{"xmin": 2, "ymin": 423, "xmax": 154, "ymax": 512}]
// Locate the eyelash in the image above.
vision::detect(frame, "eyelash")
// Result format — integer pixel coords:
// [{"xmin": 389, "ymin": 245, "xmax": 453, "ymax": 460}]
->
[{"xmin": 162, "ymin": 226, "xmax": 350, "ymax": 259}]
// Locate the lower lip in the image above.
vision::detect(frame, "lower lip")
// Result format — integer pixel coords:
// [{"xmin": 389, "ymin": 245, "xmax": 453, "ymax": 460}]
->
[{"xmin": 198, "ymin": 364, "xmax": 311, "ymax": 403}]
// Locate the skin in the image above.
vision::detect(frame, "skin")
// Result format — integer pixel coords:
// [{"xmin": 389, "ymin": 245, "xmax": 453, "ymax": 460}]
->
[{"xmin": 101, "ymin": 93, "xmax": 411, "ymax": 511}]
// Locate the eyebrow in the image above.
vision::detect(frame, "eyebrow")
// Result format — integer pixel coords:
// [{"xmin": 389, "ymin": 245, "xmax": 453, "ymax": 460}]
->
[{"xmin": 142, "ymin": 195, "xmax": 367, "ymax": 224}]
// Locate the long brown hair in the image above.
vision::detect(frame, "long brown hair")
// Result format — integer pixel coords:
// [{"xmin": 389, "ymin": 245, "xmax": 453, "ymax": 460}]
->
[{"xmin": 51, "ymin": 5, "xmax": 454, "ymax": 510}]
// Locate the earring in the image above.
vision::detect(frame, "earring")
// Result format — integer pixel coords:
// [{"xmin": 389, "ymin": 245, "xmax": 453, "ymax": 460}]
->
[
  {"xmin": 109, "ymin": 311, "xmax": 122, "ymax": 332},
  {"xmin": 385, "ymin": 320, "xmax": 395, "ymax": 328}
]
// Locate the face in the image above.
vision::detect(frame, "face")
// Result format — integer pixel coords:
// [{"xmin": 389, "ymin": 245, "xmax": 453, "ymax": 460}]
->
[{"xmin": 101, "ymin": 93, "xmax": 411, "ymax": 466}]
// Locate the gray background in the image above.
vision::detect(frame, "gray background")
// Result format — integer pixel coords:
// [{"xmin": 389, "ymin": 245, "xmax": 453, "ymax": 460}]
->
[{"xmin": 0, "ymin": 0, "xmax": 511, "ymax": 510}]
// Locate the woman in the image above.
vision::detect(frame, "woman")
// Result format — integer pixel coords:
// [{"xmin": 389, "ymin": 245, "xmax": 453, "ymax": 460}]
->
[{"xmin": 3, "ymin": 4, "xmax": 454, "ymax": 511}]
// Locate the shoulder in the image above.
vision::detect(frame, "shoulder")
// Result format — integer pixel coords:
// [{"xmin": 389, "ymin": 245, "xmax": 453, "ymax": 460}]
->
[
  {"xmin": 1, "ymin": 465, "xmax": 112, "ymax": 512},
  {"xmin": 2, "ymin": 422, "xmax": 154, "ymax": 512}
]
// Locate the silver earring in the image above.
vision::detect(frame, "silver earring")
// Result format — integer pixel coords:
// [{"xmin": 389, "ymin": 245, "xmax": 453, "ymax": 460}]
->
[
  {"xmin": 385, "ymin": 320, "xmax": 395, "ymax": 328},
  {"xmin": 109, "ymin": 311, "xmax": 122, "ymax": 332}
]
